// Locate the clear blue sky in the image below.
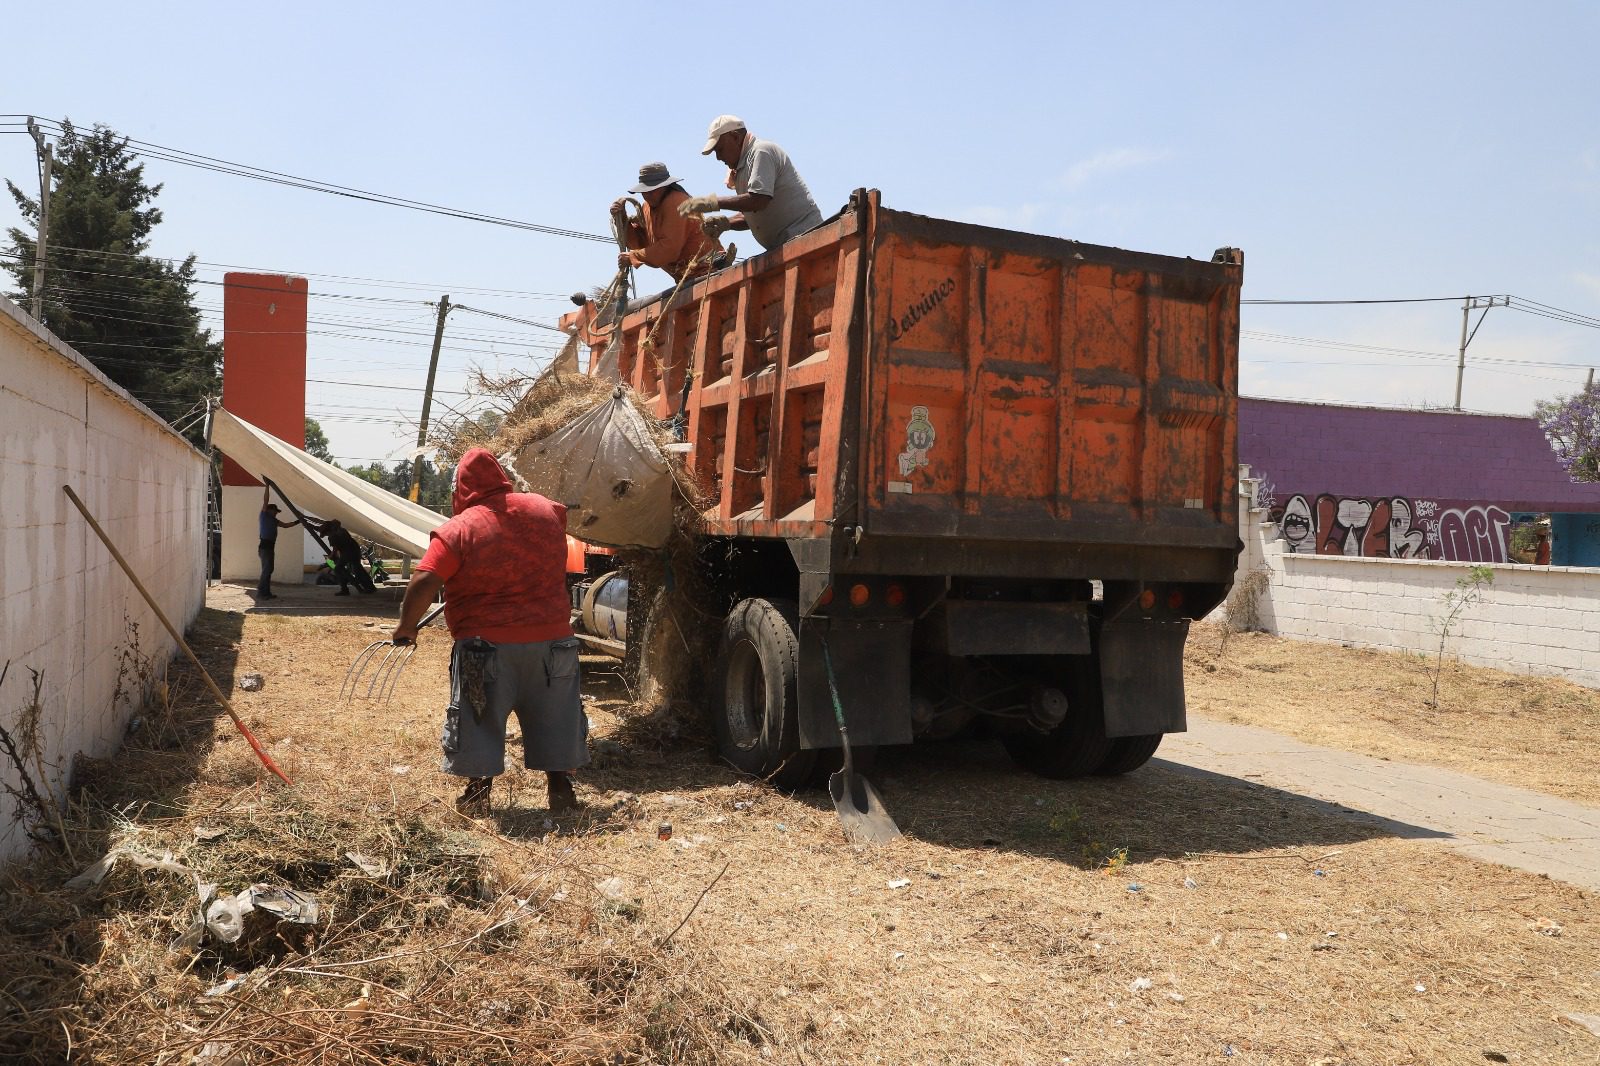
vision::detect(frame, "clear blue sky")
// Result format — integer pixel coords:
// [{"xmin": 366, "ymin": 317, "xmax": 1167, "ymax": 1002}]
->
[{"xmin": 5, "ymin": 1, "xmax": 1598, "ymax": 465}]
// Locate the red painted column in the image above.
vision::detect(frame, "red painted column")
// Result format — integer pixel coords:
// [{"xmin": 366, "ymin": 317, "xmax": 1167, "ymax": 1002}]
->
[{"xmin": 222, "ymin": 273, "xmax": 308, "ymax": 483}]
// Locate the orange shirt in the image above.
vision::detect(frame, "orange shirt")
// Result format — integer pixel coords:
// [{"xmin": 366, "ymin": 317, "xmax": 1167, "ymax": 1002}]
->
[{"xmin": 622, "ymin": 188, "xmax": 723, "ymax": 281}]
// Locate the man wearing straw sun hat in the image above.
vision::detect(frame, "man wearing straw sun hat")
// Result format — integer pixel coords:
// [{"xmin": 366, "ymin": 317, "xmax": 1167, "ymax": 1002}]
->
[{"xmin": 610, "ymin": 162, "xmax": 727, "ymax": 282}]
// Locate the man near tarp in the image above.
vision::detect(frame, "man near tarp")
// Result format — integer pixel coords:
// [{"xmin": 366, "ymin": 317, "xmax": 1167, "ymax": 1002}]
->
[
  {"xmin": 310, "ymin": 518, "xmax": 374, "ymax": 596},
  {"xmin": 390, "ymin": 448, "xmax": 586, "ymax": 817},
  {"xmin": 257, "ymin": 486, "xmax": 300, "ymax": 600},
  {"xmin": 678, "ymin": 115, "xmax": 823, "ymax": 252},
  {"xmin": 611, "ymin": 162, "xmax": 726, "ymax": 282}
]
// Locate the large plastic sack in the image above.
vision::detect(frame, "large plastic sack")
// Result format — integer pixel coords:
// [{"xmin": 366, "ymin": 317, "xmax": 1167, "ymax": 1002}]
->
[{"xmin": 507, "ymin": 388, "xmax": 673, "ymax": 550}]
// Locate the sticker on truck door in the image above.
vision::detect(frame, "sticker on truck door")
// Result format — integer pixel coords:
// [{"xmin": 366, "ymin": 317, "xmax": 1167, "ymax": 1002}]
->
[{"xmin": 895, "ymin": 405, "xmax": 937, "ymax": 483}]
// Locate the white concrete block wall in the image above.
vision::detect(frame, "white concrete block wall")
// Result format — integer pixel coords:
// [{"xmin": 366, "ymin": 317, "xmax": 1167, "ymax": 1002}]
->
[
  {"xmin": 0, "ymin": 297, "xmax": 206, "ymax": 862},
  {"xmin": 1213, "ymin": 473, "xmax": 1600, "ymax": 690}
]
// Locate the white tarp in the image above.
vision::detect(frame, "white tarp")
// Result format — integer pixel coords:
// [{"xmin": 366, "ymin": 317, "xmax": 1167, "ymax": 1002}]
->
[
  {"xmin": 212, "ymin": 407, "xmax": 444, "ymax": 557},
  {"xmin": 507, "ymin": 391, "xmax": 674, "ymax": 549}
]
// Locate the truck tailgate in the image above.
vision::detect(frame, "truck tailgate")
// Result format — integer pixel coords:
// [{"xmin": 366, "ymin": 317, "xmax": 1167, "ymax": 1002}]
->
[{"xmin": 863, "ymin": 211, "xmax": 1240, "ymax": 548}]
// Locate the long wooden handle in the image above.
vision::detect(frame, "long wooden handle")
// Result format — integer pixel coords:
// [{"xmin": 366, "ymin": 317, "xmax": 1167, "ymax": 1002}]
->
[{"xmin": 62, "ymin": 484, "xmax": 293, "ymax": 786}]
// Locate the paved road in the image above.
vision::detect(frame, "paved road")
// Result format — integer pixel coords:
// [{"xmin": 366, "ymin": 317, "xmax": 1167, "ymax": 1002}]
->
[{"xmin": 1160, "ymin": 716, "xmax": 1600, "ymax": 892}]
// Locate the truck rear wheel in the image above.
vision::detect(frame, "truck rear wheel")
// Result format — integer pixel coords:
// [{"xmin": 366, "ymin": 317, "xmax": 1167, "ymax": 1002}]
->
[
  {"xmin": 1094, "ymin": 734, "xmax": 1163, "ymax": 775},
  {"xmin": 1000, "ymin": 658, "xmax": 1113, "ymax": 779},
  {"xmin": 713, "ymin": 598, "xmax": 816, "ymax": 790}
]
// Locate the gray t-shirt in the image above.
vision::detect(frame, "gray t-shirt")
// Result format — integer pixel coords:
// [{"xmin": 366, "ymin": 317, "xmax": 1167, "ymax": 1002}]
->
[{"xmin": 734, "ymin": 137, "xmax": 823, "ymax": 250}]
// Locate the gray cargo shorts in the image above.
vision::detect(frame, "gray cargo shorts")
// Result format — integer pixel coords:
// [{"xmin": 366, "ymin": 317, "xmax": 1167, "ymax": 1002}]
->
[{"xmin": 440, "ymin": 636, "xmax": 588, "ymax": 778}]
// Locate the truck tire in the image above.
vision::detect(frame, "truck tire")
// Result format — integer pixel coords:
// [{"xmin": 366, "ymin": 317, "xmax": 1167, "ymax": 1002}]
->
[
  {"xmin": 1094, "ymin": 734, "xmax": 1163, "ymax": 776},
  {"xmin": 713, "ymin": 598, "xmax": 816, "ymax": 790},
  {"xmin": 1000, "ymin": 658, "xmax": 1113, "ymax": 779}
]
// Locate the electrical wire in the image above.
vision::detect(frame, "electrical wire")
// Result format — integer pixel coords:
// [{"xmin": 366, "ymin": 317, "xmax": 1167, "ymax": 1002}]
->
[
  {"xmin": 16, "ymin": 241, "xmax": 577, "ymax": 301},
  {"xmin": 1241, "ymin": 296, "xmax": 1469, "ymax": 305},
  {"xmin": 3, "ymin": 117, "xmax": 610, "ymax": 243},
  {"xmin": 452, "ymin": 304, "xmax": 569, "ymax": 333}
]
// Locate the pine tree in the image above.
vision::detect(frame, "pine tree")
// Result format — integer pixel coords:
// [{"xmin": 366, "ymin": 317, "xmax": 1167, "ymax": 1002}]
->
[{"xmin": 5, "ymin": 121, "xmax": 220, "ymax": 435}]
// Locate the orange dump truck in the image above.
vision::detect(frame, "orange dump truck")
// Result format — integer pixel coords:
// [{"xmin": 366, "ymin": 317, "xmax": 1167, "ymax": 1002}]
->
[{"xmin": 567, "ymin": 189, "xmax": 1242, "ymax": 784}]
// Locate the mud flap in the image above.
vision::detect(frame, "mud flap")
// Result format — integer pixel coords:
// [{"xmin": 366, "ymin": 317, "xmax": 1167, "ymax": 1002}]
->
[
  {"xmin": 1098, "ymin": 619, "xmax": 1189, "ymax": 737},
  {"xmin": 797, "ymin": 616, "xmax": 913, "ymax": 749}
]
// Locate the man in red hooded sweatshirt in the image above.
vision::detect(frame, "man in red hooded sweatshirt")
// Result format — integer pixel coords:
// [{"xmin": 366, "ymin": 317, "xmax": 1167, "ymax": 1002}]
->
[{"xmin": 391, "ymin": 448, "xmax": 586, "ymax": 816}]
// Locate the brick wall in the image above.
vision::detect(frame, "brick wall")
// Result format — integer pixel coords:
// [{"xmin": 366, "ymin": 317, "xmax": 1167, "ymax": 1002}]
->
[{"xmin": 0, "ymin": 297, "xmax": 207, "ymax": 862}]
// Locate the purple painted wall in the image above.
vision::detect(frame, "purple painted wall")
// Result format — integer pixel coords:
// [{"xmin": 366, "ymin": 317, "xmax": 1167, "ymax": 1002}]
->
[
  {"xmin": 1241, "ymin": 398, "xmax": 1600, "ymax": 563},
  {"xmin": 1241, "ymin": 398, "xmax": 1600, "ymax": 512}
]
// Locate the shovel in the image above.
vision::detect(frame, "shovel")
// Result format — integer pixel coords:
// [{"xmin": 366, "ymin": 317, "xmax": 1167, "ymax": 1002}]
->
[{"xmin": 819, "ymin": 637, "xmax": 901, "ymax": 844}]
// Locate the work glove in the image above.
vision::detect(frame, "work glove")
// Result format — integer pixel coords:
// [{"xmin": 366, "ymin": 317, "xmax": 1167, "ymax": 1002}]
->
[
  {"xmin": 609, "ymin": 197, "xmax": 628, "ymax": 218},
  {"xmin": 617, "ymin": 251, "xmax": 637, "ymax": 270},
  {"xmin": 699, "ymin": 215, "xmax": 731, "ymax": 239},
  {"xmin": 678, "ymin": 194, "xmax": 721, "ymax": 217}
]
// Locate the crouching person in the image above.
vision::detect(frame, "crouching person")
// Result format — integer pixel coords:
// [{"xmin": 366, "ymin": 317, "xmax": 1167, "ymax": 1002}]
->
[{"xmin": 391, "ymin": 447, "xmax": 585, "ymax": 817}]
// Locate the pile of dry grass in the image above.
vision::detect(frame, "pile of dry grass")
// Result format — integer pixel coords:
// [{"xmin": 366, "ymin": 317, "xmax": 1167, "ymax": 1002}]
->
[{"xmin": 0, "ymin": 640, "xmax": 762, "ymax": 1066}]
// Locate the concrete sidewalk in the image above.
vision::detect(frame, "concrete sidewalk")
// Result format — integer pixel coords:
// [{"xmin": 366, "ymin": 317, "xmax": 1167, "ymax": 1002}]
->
[{"xmin": 1159, "ymin": 716, "xmax": 1600, "ymax": 892}]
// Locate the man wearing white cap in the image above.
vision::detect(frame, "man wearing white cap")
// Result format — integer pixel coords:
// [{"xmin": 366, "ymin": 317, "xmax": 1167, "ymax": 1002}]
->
[{"xmin": 678, "ymin": 115, "xmax": 822, "ymax": 252}]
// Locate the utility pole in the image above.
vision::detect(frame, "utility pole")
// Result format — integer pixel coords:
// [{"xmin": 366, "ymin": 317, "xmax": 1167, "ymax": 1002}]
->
[
  {"xmin": 410, "ymin": 295, "xmax": 451, "ymax": 503},
  {"xmin": 1453, "ymin": 294, "xmax": 1509, "ymax": 411},
  {"xmin": 26, "ymin": 118, "xmax": 53, "ymax": 323}
]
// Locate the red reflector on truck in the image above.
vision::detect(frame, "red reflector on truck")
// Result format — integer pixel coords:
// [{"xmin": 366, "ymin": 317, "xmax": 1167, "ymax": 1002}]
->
[{"xmin": 850, "ymin": 584, "xmax": 871, "ymax": 607}]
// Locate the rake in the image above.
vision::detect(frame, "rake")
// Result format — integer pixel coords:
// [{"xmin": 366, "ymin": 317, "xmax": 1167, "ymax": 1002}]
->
[{"xmin": 341, "ymin": 602, "xmax": 445, "ymax": 704}]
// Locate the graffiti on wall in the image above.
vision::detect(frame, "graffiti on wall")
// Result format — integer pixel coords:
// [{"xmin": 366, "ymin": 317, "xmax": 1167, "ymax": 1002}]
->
[
  {"xmin": 1435, "ymin": 505, "xmax": 1513, "ymax": 563},
  {"xmin": 1269, "ymin": 493, "xmax": 1513, "ymax": 563}
]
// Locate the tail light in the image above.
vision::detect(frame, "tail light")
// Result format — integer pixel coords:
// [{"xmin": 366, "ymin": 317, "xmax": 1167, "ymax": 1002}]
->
[
  {"xmin": 849, "ymin": 584, "xmax": 871, "ymax": 607},
  {"xmin": 885, "ymin": 584, "xmax": 906, "ymax": 608},
  {"xmin": 1138, "ymin": 589, "xmax": 1157, "ymax": 611},
  {"xmin": 1167, "ymin": 589, "xmax": 1185, "ymax": 611}
]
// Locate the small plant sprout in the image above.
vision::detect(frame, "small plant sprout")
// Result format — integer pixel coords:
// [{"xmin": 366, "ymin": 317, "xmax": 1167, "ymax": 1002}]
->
[{"xmin": 1428, "ymin": 565, "xmax": 1493, "ymax": 707}]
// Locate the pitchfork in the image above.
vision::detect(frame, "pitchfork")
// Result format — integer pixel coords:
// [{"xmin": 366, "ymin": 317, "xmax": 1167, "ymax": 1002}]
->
[{"xmin": 341, "ymin": 602, "xmax": 445, "ymax": 704}]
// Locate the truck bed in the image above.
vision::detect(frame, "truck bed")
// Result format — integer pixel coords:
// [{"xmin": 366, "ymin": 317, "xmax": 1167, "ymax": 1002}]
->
[{"xmin": 595, "ymin": 190, "xmax": 1242, "ymax": 567}]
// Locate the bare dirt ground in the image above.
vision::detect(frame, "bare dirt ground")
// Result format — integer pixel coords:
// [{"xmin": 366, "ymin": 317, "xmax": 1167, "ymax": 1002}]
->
[
  {"xmin": 1186, "ymin": 622, "xmax": 1600, "ymax": 807},
  {"xmin": 1, "ymin": 597, "xmax": 1597, "ymax": 1064}
]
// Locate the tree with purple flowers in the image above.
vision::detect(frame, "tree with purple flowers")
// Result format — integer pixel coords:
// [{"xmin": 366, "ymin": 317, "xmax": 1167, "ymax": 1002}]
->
[{"xmin": 1535, "ymin": 383, "xmax": 1600, "ymax": 482}]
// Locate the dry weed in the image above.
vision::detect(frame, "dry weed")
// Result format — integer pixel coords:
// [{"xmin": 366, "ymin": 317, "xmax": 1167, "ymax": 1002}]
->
[
  {"xmin": 2, "ymin": 601, "xmax": 1597, "ymax": 1065},
  {"xmin": 1187, "ymin": 621, "xmax": 1600, "ymax": 805}
]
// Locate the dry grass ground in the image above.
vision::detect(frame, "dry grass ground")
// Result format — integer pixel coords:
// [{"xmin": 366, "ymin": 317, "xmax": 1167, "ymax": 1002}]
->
[
  {"xmin": 0, "ymin": 600, "xmax": 1596, "ymax": 1064},
  {"xmin": 1187, "ymin": 622, "xmax": 1600, "ymax": 807}
]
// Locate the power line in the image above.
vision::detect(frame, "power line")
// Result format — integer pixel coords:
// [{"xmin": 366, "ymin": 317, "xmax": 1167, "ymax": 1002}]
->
[
  {"xmin": 1512, "ymin": 296, "xmax": 1600, "ymax": 328},
  {"xmin": 1242, "ymin": 330, "xmax": 1454, "ymax": 360},
  {"xmin": 307, "ymin": 377, "xmax": 471, "ymax": 396},
  {"xmin": 1241, "ymin": 296, "xmax": 1469, "ymax": 305},
  {"xmin": 6, "ymin": 252, "xmax": 571, "ymax": 342},
  {"xmin": 452, "ymin": 304, "xmax": 569, "ymax": 333},
  {"xmin": 3, "ymin": 117, "xmax": 611, "ymax": 243},
  {"xmin": 22, "ymin": 241, "xmax": 577, "ymax": 301},
  {"xmin": 27, "ymin": 283, "xmax": 554, "ymax": 344}
]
